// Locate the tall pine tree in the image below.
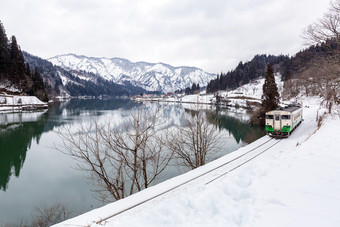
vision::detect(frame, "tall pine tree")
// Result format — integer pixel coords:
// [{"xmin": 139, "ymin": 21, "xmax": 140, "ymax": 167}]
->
[
  {"xmin": 9, "ymin": 35, "xmax": 26, "ymax": 83},
  {"xmin": 250, "ymin": 64, "xmax": 280, "ymax": 126},
  {"xmin": 261, "ymin": 64, "xmax": 280, "ymax": 112},
  {"xmin": 0, "ymin": 20, "xmax": 9, "ymax": 78},
  {"xmin": 32, "ymin": 66, "xmax": 49, "ymax": 102}
]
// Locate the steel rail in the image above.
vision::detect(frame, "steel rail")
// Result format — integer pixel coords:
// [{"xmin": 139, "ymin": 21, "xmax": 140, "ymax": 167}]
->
[{"xmin": 205, "ymin": 139, "xmax": 282, "ymax": 184}]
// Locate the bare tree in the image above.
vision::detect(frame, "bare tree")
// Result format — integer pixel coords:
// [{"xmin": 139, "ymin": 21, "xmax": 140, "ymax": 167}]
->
[
  {"xmin": 298, "ymin": 58, "xmax": 340, "ymax": 112},
  {"xmin": 303, "ymin": 0, "xmax": 340, "ymax": 45},
  {"xmin": 283, "ymin": 57, "xmax": 340, "ymax": 113},
  {"xmin": 101, "ymin": 107, "xmax": 172, "ymax": 194},
  {"xmin": 31, "ymin": 203, "xmax": 70, "ymax": 227},
  {"xmin": 282, "ymin": 77, "xmax": 300, "ymax": 101},
  {"xmin": 55, "ymin": 107, "xmax": 173, "ymax": 202},
  {"xmin": 167, "ymin": 110, "xmax": 223, "ymax": 170},
  {"xmin": 55, "ymin": 120, "xmax": 125, "ymax": 201},
  {"xmin": 300, "ymin": 0, "xmax": 340, "ymax": 113}
]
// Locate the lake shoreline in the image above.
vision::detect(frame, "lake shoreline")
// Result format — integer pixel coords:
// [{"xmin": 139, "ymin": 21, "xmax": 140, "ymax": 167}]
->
[
  {"xmin": 0, "ymin": 94, "xmax": 48, "ymax": 112},
  {"xmin": 131, "ymin": 93, "xmax": 260, "ymax": 110}
]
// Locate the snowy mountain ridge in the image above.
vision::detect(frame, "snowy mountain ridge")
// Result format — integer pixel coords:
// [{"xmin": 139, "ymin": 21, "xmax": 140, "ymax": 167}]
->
[{"xmin": 48, "ymin": 54, "xmax": 216, "ymax": 93}]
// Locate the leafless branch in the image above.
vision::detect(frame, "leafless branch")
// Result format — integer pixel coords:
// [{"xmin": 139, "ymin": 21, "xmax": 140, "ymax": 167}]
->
[
  {"xmin": 167, "ymin": 110, "xmax": 223, "ymax": 170},
  {"xmin": 54, "ymin": 106, "xmax": 173, "ymax": 202},
  {"xmin": 303, "ymin": 0, "xmax": 340, "ymax": 45}
]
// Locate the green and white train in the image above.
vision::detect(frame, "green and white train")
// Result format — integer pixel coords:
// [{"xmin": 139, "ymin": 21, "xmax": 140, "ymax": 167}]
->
[{"xmin": 265, "ymin": 104, "xmax": 303, "ymax": 138}]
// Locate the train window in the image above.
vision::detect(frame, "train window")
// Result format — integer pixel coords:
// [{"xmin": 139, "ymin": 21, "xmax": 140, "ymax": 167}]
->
[
  {"xmin": 266, "ymin": 115, "xmax": 273, "ymax": 119},
  {"xmin": 281, "ymin": 115, "xmax": 290, "ymax": 120},
  {"xmin": 275, "ymin": 116, "xmax": 280, "ymax": 121}
]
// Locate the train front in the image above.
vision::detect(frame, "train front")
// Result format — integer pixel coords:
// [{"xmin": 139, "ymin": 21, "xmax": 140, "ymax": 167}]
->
[{"xmin": 265, "ymin": 111, "xmax": 291, "ymax": 138}]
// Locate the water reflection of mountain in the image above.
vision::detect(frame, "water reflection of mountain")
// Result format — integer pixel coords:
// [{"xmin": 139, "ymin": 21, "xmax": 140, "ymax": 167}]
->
[
  {"xmin": 57, "ymin": 98, "xmax": 138, "ymax": 115},
  {"xmin": 0, "ymin": 98, "xmax": 137, "ymax": 191}
]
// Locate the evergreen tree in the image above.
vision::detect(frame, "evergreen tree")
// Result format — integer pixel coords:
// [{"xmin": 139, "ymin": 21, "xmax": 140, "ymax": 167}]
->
[
  {"xmin": 261, "ymin": 64, "xmax": 280, "ymax": 112},
  {"xmin": 32, "ymin": 66, "xmax": 49, "ymax": 102},
  {"xmin": 250, "ymin": 64, "xmax": 280, "ymax": 126},
  {"xmin": 26, "ymin": 63, "xmax": 31, "ymax": 77},
  {"xmin": 9, "ymin": 35, "xmax": 26, "ymax": 83},
  {"xmin": 0, "ymin": 20, "xmax": 9, "ymax": 77},
  {"xmin": 191, "ymin": 83, "xmax": 197, "ymax": 92},
  {"xmin": 185, "ymin": 87, "xmax": 191, "ymax": 95}
]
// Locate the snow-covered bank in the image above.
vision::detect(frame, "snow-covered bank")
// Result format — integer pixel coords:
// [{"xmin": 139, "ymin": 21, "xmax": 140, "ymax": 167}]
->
[
  {"xmin": 55, "ymin": 98, "xmax": 340, "ymax": 227},
  {"xmin": 133, "ymin": 75, "xmax": 283, "ymax": 109},
  {"xmin": 0, "ymin": 94, "xmax": 48, "ymax": 112}
]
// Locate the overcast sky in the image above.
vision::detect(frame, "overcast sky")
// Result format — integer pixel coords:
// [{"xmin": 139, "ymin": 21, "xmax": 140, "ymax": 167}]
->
[{"xmin": 1, "ymin": 0, "xmax": 330, "ymax": 73}]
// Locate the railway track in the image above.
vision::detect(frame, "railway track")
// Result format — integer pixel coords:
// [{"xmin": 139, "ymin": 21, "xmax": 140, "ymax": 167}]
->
[
  {"xmin": 94, "ymin": 137, "xmax": 281, "ymax": 225},
  {"xmin": 205, "ymin": 138, "xmax": 282, "ymax": 184}
]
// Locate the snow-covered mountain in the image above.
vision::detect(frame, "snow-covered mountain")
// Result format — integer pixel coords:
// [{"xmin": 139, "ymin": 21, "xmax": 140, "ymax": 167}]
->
[
  {"xmin": 48, "ymin": 54, "xmax": 216, "ymax": 93},
  {"xmin": 23, "ymin": 52, "xmax": 147, "ymax": 98}
]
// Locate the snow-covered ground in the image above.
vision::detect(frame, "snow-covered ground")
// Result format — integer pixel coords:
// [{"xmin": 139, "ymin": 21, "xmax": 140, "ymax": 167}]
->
[
  {"xmin": 0, "ymin": 94, "xmax": 48, "ymax": 112},
  {"xmin": 54, "ymin": 97, "xmax": 340, "ymax": 227}
]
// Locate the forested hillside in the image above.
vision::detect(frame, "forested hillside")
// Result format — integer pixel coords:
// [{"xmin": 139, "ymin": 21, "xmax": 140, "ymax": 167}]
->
[
  {"xmin": 207, "ymin": 39, "xmax": 340, "ymax": 100},
  {"xmin": 48, "ymin": 54, "xmax": 215, "ymax": 93},
  {"xmin": 0, "ymin": 20, "xmax": 48, "ymax": 102},
  {"xmin": 23, "ymin": 52, "xmax": 148, "ymax": 98},
  {"xmin": 206, "ymin": 54, "xmax": 289, "ymax": 93}
]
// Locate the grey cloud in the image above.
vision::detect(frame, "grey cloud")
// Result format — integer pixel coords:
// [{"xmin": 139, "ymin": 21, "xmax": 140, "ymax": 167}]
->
[{"xmin": 0, "ymin": 0, "xmax": 330, "ymax": 73}]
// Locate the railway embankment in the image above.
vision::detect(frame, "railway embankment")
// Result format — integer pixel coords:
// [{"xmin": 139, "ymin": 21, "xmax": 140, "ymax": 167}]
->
[{"xmin": 55, "ymin": 97, "xmax": 340, "ymax": 227}]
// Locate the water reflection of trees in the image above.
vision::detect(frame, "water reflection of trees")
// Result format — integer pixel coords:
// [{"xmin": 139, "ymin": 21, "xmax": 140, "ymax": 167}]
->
[
  {"xmin": 209, "ymin": 109, "xmax": 265, "ymax": 144},
  {"xmin": 55, "ymin": 98, "xmax": 138, "ymax": 116},
  {"xmin": 183, "ymin": 108, "xmax": 265, "ymax": 144},
  {"xmin": 0, "ymin": 112, "xmax": 49, "ymax": 191},
  {"xmin": 0, "ymin": 98, "xmax": 137, "ymax": 191}
]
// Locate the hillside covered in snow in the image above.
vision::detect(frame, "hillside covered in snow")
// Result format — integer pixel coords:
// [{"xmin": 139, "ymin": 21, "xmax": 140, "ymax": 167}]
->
[
  {"xmin": 49, "ymin": 54, "xmax": 216, "ymax": 93},
  {"xmin": 23, "ymin": 52, "xmax": 147, "ymax": 99}
]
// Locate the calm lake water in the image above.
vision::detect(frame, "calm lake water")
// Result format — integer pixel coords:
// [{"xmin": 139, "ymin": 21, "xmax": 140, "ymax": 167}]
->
[{"xmin": 0, "ymin": 98, "xmax": 264, "ymax": 225}]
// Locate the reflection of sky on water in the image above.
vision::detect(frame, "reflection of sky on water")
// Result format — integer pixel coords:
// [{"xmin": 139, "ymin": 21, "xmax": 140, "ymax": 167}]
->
[{"xmin": 0, "ymin": 110, "xmax": 47, "ymax": 125}]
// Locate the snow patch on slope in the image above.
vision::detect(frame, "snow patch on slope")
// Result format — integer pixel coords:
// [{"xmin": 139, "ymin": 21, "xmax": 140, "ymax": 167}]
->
[{"xmin": 48, "ymin": 54, "xmax": 216, "ymax": 93}]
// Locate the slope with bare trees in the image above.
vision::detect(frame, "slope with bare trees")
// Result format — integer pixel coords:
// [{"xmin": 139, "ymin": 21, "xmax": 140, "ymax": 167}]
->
[{"xmin": 284, "ymin": 0, "xmax": 340, "ymax": 113}]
